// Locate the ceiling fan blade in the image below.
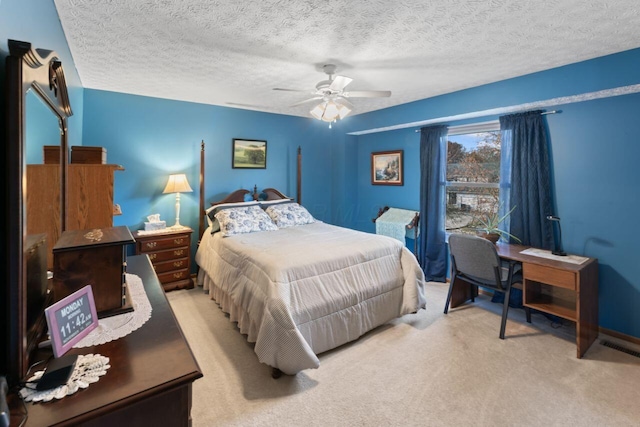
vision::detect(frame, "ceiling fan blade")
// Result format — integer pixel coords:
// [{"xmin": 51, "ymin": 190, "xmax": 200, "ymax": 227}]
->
[
  {"xmin": 273, "ymin": 88, "xmax": 310, "ymax": 92},
  {"xmin": 343, "ymin": 90, "xmax": 392, "ymax": 98},
  {"xmin": 329, "ymin": 75, "xmax": 353, "ymax": 92},
  {"xmin": 334, "ymin": 97, "xmax": 355, "ymax": 109},
  {"xmin": 290, "ymin": 96, "xmax": 323, "ymax": 107}
]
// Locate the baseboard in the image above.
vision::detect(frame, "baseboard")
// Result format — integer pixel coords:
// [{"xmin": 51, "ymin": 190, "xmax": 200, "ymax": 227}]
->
[{"xmin": 599, "ymin": 327, "xmax": 640, "ymax": 347}]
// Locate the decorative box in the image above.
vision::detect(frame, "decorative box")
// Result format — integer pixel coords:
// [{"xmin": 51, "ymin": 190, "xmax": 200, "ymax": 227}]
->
[
  {"xmin": 144, "ymin": 221, "xmax": 167, "ymax": 231},
  {"xmin": 52, "ymin": 226, "xmax": 135, "ymax": 318},
  {"xmin": 70, "ymin": 146, "xmax": 107, "ymax": 164}
]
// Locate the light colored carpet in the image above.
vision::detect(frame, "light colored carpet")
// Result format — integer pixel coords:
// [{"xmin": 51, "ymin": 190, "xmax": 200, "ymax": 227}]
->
[{"xmin": 167, "ymin": 282, "xmax": 640, "ymax": 427}]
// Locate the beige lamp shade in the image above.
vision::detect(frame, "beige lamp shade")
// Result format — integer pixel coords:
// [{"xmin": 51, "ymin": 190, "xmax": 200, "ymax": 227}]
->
[
  {"xmin": 163, "ymin": 173, "xmax": 193, "ymax": 194},
  {"xmin": 163, "ymin": 173, "xmax": 192, "ymax": 227}
]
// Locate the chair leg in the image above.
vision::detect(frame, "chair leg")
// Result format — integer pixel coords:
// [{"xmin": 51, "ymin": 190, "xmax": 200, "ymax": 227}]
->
[
  {"xmin": 470, "ymin": 283, "xmax": 475, "ymax": 302},
  {"xmin": 525, "ymin": 306, "xmax": 532, "ymax": 323},
  {"xmin": 444, "ymin": 272, "xmax": 457, "ymax": 314},
  {"xmin": 499, "ymin": 285, "xmax": 512, "ymax": 339}
]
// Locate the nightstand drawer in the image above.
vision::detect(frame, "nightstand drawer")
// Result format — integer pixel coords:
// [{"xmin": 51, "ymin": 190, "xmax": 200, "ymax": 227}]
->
[
  {"xmin": 153, "ymin": 257, "xmax": 189, "ymax": 274},
  {"xmin": 139, "ymin": 234, "xmax": 190, "ymax": 252},
  {"xmin": 146, "ymin": 247, "xmax": 189, "ymax": 263},
  {"xmin": 157, "ymin": 268, "xmax": 190, "ymax": 284}
]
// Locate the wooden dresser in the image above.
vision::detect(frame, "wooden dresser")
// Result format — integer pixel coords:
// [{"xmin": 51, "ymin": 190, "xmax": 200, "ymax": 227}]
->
[
  {"xmin": 132, "ymin": 227, "xmax": 194, "ymax": 292},
  {"xmin": 8, "ymin": 255, "xmax": 203, "ymax": 426}
]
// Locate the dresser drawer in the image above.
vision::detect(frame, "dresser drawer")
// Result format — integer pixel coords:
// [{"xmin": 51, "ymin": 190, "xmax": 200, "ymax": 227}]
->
[
  {"xmin": 146, "ymin": 247, "xmax": 189, "ymax": 263},
  {"xmin": 153, "ymin": 257, "xmax": 190, "ymax": 274},
  {"xmin": 157, "ymin": 268, "xmax": 190, "ymax": 284},
  {"xmin": 138, "ymin": 234, "xmax": 190, "ymax": 252}
]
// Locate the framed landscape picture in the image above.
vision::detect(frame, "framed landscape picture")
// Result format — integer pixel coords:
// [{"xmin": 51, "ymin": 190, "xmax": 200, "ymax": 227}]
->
[
  {"xmin": 232, "ymin": 139, "xmax": 267, "ymax": 169},
  {"xmin": 371, "ymin": 150, "xmax": 403, "ymax": 186}
]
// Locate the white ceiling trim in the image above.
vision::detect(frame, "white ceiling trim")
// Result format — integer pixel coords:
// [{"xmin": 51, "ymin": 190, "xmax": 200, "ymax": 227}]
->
[{"xmin": 347, "ymin": 84, "xmax": 640, "ymax": 136}]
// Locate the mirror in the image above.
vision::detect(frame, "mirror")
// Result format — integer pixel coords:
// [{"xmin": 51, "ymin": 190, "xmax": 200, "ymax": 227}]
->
[
  {"xmin": 4, "ymin": 39, "xmax": 72, "ymax": 386},
  {"xmin": 26, "ymin": 89, "xmax": 65, "ymax": 269}
]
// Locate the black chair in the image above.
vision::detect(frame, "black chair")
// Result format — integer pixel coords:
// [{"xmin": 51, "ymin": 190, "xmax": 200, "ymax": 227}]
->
[{"xmin": 444, "ymin": 233, "xmax": 531, "ymax": 339}]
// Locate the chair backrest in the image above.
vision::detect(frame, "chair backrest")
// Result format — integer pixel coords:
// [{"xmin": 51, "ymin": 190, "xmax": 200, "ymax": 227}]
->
[{"xmin": 448, "ymin": 233, "xmax": 502, "ymax": 283}]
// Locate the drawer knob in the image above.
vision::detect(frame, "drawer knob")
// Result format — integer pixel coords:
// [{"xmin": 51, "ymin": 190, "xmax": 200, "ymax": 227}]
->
[
  {"xmin": 173, "ymin": 261, "xmax": 183, "ymax": 268},
  {"xmin": 146, "ymin": 242, "xmax": 157, "ymax": 249},
  {"xmin": 174, "ymin": 238, "xmax": 185, "ymax": 245},
  {"xmin": 173, "ymin": 272, "xmax": 183, "ymax": 279},
  {"xmin": 174, "ymin": 249, "xmax": 184, "ymax": 256},
  {"xmin": 149, "ymin": 253, "xmax": 157, "ymax": 260}
]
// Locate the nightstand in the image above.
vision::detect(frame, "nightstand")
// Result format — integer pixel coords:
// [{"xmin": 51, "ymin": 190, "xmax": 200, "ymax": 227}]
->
[{"xmin": 132, "ymin": 227, "xmax": 194, "ymax": 292}]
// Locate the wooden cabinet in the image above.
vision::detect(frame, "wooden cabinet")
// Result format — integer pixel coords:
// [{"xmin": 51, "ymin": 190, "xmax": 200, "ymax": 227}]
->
[
  {"xmin": 27, "ymin": 163, "xmax": 124, "ymax": 268},
  {"xmin": 133, "ymin": 227, "xmax": 194, "ymax": 292},
  {"xmin": 53, "ymin": 226, "xmax": 135, "ymax": 317}
]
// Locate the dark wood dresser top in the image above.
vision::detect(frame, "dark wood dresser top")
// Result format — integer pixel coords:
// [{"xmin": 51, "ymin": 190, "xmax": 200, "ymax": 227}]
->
[{"xmin": 11, "ymin": 254, "xmax": 203, "ymax": 426}]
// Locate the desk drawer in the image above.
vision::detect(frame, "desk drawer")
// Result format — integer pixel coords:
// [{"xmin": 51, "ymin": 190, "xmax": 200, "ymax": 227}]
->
[
  {"xmin": 139, "ymin": 234, "xmax": 190, "ymax": 252},
  {"xmin": 524, "ymin": 263, "xmax": 576, "ymax": 290}
]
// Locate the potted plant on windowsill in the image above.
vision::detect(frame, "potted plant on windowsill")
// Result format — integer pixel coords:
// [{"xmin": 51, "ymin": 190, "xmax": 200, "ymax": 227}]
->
[{"xmin": 476, "ymin": 205, "xmax": 521, "ymax": 244}]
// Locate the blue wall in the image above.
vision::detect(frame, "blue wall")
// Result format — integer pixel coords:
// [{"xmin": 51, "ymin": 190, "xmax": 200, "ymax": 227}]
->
[
  {"xmin": 2, "ymin": 0, "xmax": 638, "ymax": 339},
  {"xmin": 338, "ymin": 49, "xmax": 640, "ymax": 339},
  {"xmin": 82, "ymin": 89, "xmax": 332, "ymax": 263},
  {"xmin": 0, "ymin": 0, "xmax": 84, "ymax": 147}
]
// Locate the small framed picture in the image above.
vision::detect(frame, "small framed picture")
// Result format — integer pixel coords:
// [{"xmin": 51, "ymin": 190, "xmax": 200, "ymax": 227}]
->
[
  {"xmin": 232, "ymin": 139, "xmax": 267, "ymax": 169},
  {"xmin": 371, "ymin": 150, "xmax": 403, "ymax": 186}
]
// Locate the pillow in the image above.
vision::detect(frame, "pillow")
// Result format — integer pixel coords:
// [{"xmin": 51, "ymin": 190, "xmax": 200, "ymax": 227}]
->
[
  {"xmin": 265, "ymin": 203, "xmax": 315, "ymax": 228},
  {"xmin": 258, "ymin": 198, "xmax": 295, "ymax": 209},
  {"xmin": 206, "ymin": 200, "xmax": 259, "ymax": 233},
  {"xmin": 214, "ymin": 205, "xmax": 278, "ymax": 237}
]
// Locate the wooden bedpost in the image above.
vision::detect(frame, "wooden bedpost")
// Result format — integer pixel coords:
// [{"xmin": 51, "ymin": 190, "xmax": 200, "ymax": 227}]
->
[
  {"xmin": 297, "ymin": 146, "xmax": 301, "ymax": 204},
  {"xmin": 199, "ymin": 140, "xmax": 205, "ymax": 243}
]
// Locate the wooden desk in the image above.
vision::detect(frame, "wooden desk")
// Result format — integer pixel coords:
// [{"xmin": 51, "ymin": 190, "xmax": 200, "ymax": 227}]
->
[
  {"xmin": 448, "ymin": 243, "xmax": 598, "ymax": 358},
  {"xmin": 9, "ymin": 255, "xmax": 203, "ymax": 426}
]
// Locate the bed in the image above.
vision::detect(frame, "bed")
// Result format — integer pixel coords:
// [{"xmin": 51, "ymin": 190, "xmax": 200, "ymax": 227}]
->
[{"xmin": 194, "ymin": 145, "xmax": 426, "ymax": 376}]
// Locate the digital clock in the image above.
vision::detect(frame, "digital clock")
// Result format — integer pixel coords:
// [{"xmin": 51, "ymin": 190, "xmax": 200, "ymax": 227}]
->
[{"xmin": 45, "ymin": 285, "xmax": 99, "ymax": 358}]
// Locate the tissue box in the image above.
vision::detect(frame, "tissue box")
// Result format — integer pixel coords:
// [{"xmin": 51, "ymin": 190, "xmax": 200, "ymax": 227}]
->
[{"xmin": 144, "ymin": 221, "xmax": 166, "ymax": 231}]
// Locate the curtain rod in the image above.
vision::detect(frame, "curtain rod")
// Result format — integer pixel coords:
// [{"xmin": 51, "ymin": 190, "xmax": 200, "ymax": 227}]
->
[{"xmin": 413, "ymin": 110, "xmax": 558, "ymax": 132}]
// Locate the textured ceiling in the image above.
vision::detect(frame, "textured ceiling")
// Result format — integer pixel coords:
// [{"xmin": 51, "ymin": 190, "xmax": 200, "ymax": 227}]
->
[{"xmin": 54, "ymin": 0, "xmax": 640, "ymax": 119}]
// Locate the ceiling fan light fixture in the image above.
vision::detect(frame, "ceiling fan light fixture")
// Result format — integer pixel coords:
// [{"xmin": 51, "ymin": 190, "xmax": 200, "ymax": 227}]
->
[{"xmin": 310, "ymin": 100, "xmax": 351, "ymax": 122}]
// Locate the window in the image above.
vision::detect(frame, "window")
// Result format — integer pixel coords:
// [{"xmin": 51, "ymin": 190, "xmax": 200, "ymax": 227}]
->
[{"xmin": 445, "ymin": 121, "xmax": 501, "ymax": 234}]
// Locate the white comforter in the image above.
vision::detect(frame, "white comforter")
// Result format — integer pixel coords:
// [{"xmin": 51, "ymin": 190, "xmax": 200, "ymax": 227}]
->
[{"xmin": 195, "ymin": 221, "xmax": 426, "ymax": 374}]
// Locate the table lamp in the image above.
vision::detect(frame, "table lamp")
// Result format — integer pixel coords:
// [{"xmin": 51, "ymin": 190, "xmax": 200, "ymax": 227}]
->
[
  {"xmin": 546, "ymin": 215, "xmax": 566, "ymax": 256},
  {"xmin": 163, "ymin": 173, "xmax": 193, "ymax": 227}
]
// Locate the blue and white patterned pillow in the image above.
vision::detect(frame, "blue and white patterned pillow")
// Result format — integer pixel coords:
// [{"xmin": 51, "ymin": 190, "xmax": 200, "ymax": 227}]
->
[
  {"xmin": 265, "ymin": 203, "xmax": 315, "ymax": 228},
  {"xmin": 206, "ymin": 201, "xmax": 260, "ymax": 234},
  {"xmin": 214, "ymin": 205, "xmax": 278, "ymax": 237}
]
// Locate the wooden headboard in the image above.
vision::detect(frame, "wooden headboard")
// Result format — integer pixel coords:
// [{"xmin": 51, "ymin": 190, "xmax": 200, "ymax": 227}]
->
[{"xmin": 198, "ymin": 143, "xmax": 302, "ymax": 240}]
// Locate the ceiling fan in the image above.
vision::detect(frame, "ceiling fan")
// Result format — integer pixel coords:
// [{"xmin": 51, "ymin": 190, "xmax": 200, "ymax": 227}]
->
[{"xmin": 273, "ymin": 64, "xmax": 391, "ymax": 122}]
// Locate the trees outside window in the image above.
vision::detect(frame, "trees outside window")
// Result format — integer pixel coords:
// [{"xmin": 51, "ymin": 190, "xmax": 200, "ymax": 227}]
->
[{"xmin": 445, "ymin": 128, "xmax": 501, "ymax": 234}]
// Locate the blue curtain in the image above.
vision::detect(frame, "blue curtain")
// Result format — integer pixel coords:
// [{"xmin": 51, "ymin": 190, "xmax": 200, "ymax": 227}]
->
[
  {"xmin": 499, "ymin": 111, "xmax": 553, "ymax": 249},
  {"xmin": 418, "ymin": 125, "xmax": 448, "ymax": 281}
]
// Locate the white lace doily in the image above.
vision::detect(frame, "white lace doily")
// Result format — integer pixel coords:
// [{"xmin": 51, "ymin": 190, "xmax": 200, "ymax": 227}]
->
[
  {"xmin": 20, "ymin": 354, "xmax": 110, "ymax": 402},
  {"xmin": 74, "ymin": 273, "xmax": 152, "ymax": 347}
]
